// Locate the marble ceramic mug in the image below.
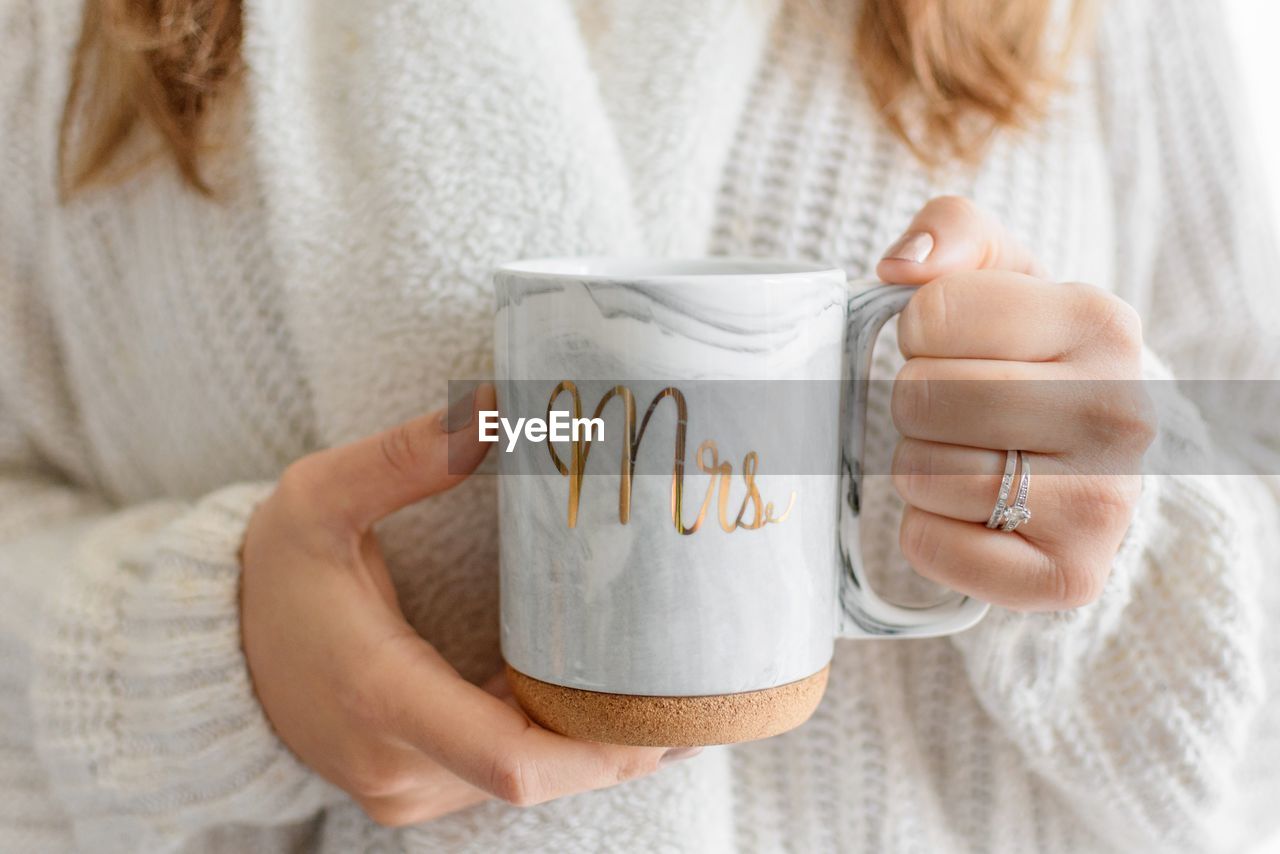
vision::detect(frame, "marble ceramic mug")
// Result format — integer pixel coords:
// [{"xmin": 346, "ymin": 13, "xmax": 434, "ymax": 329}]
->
[{"xmin": 492, "ymin": 258, "xmax": 988, "ymax": 746}]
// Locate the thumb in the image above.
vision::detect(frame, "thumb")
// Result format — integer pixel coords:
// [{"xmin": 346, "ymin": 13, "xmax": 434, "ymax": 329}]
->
[
  {"xmin": 875, "ymin": 195, "xmax": 1046, "ymax": 284},
  {"xmin": 297, "ymin": 382, "xmax": 496, "ymax": 532}
]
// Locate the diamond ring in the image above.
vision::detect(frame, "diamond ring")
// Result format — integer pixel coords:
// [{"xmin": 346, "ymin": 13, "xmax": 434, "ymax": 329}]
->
[
  {"xmin": 987, "ymin": 450, "xmax": 1032, "ymax": 533},
  {"xmin": 985, "ymin": 449, "xmax": 1018, "ymax": 529}
]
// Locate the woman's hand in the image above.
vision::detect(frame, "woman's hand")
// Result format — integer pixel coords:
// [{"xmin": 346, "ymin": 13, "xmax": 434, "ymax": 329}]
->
[
  {"xmin": 240, "ymin": 385, "xmax": 683, "ymax": 828},
  {"xmin": 877, "ymin": 197, "xmax": 1157, "ymax": 611}
]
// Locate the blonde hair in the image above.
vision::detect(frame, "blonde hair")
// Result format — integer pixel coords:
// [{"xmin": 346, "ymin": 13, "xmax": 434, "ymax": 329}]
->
[
  {"xmin": 857, "ymin": 0, "xmax": 1089, "ymax": 165},
  {"xmin": 59, "ymin": 0, "xmax": 1086, "ymax": 197},
  {"xmin": 60, "ymin": 0, "xmax": 242, "ymax": 197}
]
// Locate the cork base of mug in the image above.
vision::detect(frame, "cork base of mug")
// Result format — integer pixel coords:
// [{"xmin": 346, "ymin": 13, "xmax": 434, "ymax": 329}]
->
[{"xmin": 505, "ymin": 663, "xmax": 830, "ymax": 747}]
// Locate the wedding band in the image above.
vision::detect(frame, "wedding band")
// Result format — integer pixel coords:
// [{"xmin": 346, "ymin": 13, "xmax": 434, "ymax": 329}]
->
[
  {"xmin": 999, "ymin": 452, "xmax": 1032, "ymax": 532},
  {"xmin": 986, "ymin": 449, "xmax": 1018, "ymax": 529}
]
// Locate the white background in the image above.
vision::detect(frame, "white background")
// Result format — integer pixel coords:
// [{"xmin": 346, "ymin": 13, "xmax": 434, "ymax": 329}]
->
[
  {"xmin": 1225, "ymin": 2, "xmax": 1278, "ymax": 850},
  {"xmin": 1224, "ymin": 0, "xmax": 1280, "ymax": 846},
  {"xmin": 1138, "ymin": 2, "xmax": 1280, "ymax": 850},
  {"xmin": 1227, "ymin": 0, "xmax": 1280, "ymax": 246}
]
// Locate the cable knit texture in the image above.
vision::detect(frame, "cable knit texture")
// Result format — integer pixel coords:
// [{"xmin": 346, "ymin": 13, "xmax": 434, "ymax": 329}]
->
[{"xmin": 0, "ymin": 0, "xmax": 1277, "ymax": 852}]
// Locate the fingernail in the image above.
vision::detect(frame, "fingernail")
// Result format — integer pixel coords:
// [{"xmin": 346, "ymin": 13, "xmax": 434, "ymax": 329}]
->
[
  {"xmin": 882, "ymin": 231, "xmax": 934, "ymax": 263},
  {"xmin": 443, "ymin": 387, "xmax": 477, "ymax": 433},
  {"xmin": 659, "ymin": 747, "xmax": 703, "ymax": 767}
]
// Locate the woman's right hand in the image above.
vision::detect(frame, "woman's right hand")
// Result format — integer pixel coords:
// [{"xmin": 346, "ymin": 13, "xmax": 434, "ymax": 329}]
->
[{"xmin": 240, "ymin": 385, "xmax": 685, "ymax": 827}]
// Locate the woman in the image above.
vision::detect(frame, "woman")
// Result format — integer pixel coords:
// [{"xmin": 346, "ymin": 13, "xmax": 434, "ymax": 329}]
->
[{"xmin": 0, "ymin": 0, "xmax": 1276, "ymax": 851}]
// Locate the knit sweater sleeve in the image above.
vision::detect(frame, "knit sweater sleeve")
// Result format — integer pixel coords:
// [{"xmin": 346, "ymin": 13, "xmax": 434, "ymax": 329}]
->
[
  {"xmin": 0, "ymin": 356, "xmax": 340, "ymax": 853},
  {"xmin": 0, "ymin": 467, "xmax": 339, "ymax": 853},
  {"xmin": 949, "ymin": 1, "xmax": 1280, "ymax": 849},
  {"xmin": 0, "ymin": 4, "xmax": 336, "ymax": 851}
]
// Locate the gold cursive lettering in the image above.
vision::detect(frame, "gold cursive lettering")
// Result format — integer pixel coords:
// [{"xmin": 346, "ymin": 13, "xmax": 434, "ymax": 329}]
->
[{"xmin": 545, "ymin": 383, "xmax": 796, "ymax": 534}]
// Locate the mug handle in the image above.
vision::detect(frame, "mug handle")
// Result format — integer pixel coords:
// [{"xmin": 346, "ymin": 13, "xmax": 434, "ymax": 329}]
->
[{"xmin": 836, "ymin": 281, "xmax": 990, "ymax": 638}]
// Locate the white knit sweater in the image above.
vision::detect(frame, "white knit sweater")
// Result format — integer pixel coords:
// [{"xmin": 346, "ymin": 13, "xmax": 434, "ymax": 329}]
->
[{"xmin": 1, "ymin": 0, "xmax": 1278, "ymax": 851}]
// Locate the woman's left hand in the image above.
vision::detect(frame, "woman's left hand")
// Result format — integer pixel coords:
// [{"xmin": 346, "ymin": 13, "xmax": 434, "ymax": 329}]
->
[{"xmin": 876, "ymin": 197, "xmax": 1157, "ymax": 612}]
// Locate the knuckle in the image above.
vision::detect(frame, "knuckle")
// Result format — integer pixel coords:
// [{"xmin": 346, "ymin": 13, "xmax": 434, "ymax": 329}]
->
[
  {"xmin": 1048, "ymin": 557, "xmax": 1105, "ymax": 609},
  {"xmin": 276, "ymin": 456, "xmax": 329, "ymax": 512},
  {"xmin": 272, "ymin": 454, "xmax": 357, "ymax": 549},
  {"xmin": 359, "ymin": 798, "xmax": 425, "ymax": 829},
  {"xmin": 1113, "ymin": 399, "xmax": 1158, "ymax": 452},
  {"xmin": 1081, "ymin": 383, "xmax": 1159, "ymax": 453},
  {"xmin": 379, "ymin": 424, "xmax": 427, "ymax": 479},
  {"xmin": 1086, "ymin": 475, "xmax": 1142, "ymax": 530},
  {"xmin": 899, "ymin": 508, "xmax": 943, "ymax": 571},
  {"xmin": 1051, "ymin": 476, "xmax": 1141, "ymax": 554},
  {"xmin": 891, "ymin": 360, "xmax": 933, "ymax": 436},
  {"xmin": 610, "ymin": 750, "xmax": 659, "ymax": 786},
  {"xmin": 903, "ymin": 281, "xmax": 955, "ymax": 352},
  {"xmin": 925, "ymin": 196, "xmax": 999, "ymax": 265},
  {"xmin": 1068, "ymin": 284, "xmax": 1144, "ymax": 359},
  {"xmin": 1135, "ymin": 400, "xmax": 1159, "ymax": 450},
  {"xmin": 487, "ymin": 754, "xmax": 541, "ymax": 807},
  {"xmin": 928, "ymin": 194, "xmax": 980, "ymax": 221},
  {"xmin": 1098, "ymin": 298, "xmax": 1145, "ymax": 356},
  {"xmin": 1121, "ymin": 388, "xmax": 1159, "ymax": 451},
  {"xmin": 891, "ymin": 441, "xmax": 932, "ymax": 505},
  {"xmin": 343, "ymin": 752, "xmax": 416, "ymax": 799},
  {"xmin": 484, "ymin": 746, "xmax": 653, "ymax": 806}
]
